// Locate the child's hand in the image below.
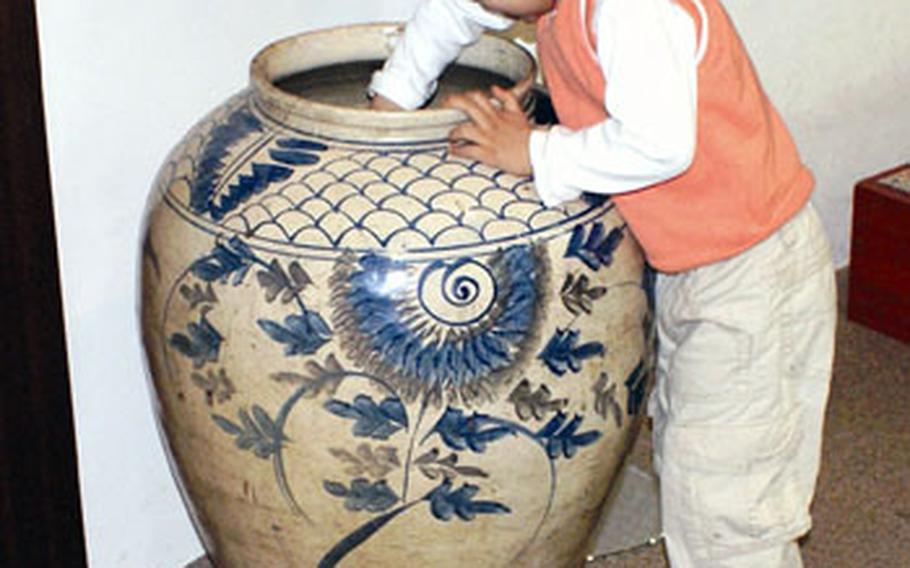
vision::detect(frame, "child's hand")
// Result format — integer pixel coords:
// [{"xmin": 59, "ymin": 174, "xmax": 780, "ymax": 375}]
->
[
  {"xmin": 369, "ymin": 94, "xmax": 404, "ymax": 111},
  {"xmin": 444, "ymin": 84, "xmax": 534, "ymax": 176}
]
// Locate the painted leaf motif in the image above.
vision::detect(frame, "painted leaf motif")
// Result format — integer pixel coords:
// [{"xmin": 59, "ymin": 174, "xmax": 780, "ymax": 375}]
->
[
  {"xmin": 324, "ymin": 478, "xmax": 399, "ymax": 513},
  {"xmin": 426, "ymin": 479, "xmax": 511, "ymax": 522},
  {"xmin": 560, "ymin": 273, "xmax": 607, "ymax": 316},
  {"xmin": 190, "ymin": 237, "xmax": 257, "ymax": 285},
  {"xmin": 538, "ymin": 328, "xmax": 605, "ymax": 376},
  {"xmin": 269, "ymin": 149, "xmax": 321, "ymax": 166},
  {"xmin": 212, "ymin": 414, "xmax": 243, "ymax": 436},
  {"xmin": 535, "ymin": 412, "xmax": 602, "ymax": 460},
  {"xmin": 257, "ymin": 260, "xmax": 290, "ymax": 303},
  {"xmin": 179, "ymin": 282, "xmax": 218, "ymax": 310},
  {"xmin": 191, "ymin": 368, "xmax": 235, "ymax": 406},
  {"xmin": 454, "ymin": 465, "xmax": 488, "ymax": 478},
  {"xmin": 324, "ymin": 395, "xmax": 408, "ymax": 440},
  {"xmin": 593, "ymin": 372, "xmax": 623, "ymax": 428},
  {"xmin": 415, "ymin": 448, "xmax": 489, "ymax": 482},
  {"xmin": 323, "ymin": 480, "xmax": 349, "ymax": 497},
  {"xmin": 508, "ymin": 379, "xmax": 568, "ymax": 421},
  {"xmin": 429, "ymin": 407, "xmax": 517, "ymax": 453},
  {"xmin": 257, "ymin": 310, "xmax": 332, "ymax": 356},
  {"xmin": 414, "ymin": 448, "xmax": 441, "ymax": 465},
  {"xmin": 329, "ymin": 444, "xmax": 400, "ymax": 478},
  {"xmin": 288, "ymin": 261, "xmax": 313, "ymax": 290},
  {"xmin": 564, "ymin": 223, "xmax": 625, "ymax": 271},
  {"xmin": 169, "ymin": 309, "xmax": 223, "ymax": 368},
  {"xmin": 257, "ymin": 260, "xmax": 313, "ymax": 304},
  {"xmin": 211, "ymin": 405, "xmax": 285, "ymax": 459},
  {"xmin": 252, "ymin": 405, "xmax": 281, "ymax": 441},
  {"xmin": 271, "ymin": 353, "xmax": 344, "ymax": 398}
]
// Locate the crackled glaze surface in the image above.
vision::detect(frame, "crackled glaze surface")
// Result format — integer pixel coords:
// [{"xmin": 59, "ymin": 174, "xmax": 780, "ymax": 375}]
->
[{"xmin": 141, "ymin": 24, "xmax": 653, "ymax": 568}]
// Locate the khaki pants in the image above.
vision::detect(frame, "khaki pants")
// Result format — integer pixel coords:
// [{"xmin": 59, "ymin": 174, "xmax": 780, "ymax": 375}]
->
[{"xmin": 649, "ymin": 203, "xmax": 837, "ymax": 567}]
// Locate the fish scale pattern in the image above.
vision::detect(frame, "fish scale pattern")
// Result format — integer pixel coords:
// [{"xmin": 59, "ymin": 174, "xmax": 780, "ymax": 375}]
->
[{"xmin": 217, "ymin": 145, "xmax": 586, "ymax": 251}]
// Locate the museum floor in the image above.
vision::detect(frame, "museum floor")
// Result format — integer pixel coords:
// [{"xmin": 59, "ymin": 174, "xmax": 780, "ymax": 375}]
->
[{"xmin": 594, "ymin": 269, "xmax": 910, "ymax": 567}]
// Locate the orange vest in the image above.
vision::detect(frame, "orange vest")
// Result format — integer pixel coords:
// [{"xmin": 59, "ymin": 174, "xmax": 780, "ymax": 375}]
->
[{"xmin": 536, "ymin": 0, "xmax": 813, "ymax": 272}]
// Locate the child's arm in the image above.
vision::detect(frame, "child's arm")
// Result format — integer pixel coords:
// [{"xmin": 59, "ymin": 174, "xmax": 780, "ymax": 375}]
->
[
  {"xmin": 368, "ymin": 0, "xmax": 513, "ymax": 110},
  {"xmin": 449, "ymin": 0, "xmax": 700, "ymax": 207}
]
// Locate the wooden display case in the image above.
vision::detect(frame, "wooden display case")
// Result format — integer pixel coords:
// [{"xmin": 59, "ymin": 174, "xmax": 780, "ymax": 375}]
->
[{"xmin": 847, "ymin": 163, "xmax": 910, "ymax": 343}]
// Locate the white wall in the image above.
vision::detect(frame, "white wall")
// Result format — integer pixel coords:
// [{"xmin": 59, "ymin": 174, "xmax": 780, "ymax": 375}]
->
[
  {"xmin": 35, "ymin": 1, "xmax": 909, "ymax": 566},
  {"xmin": 725, "ymin": 1, "xmax": 910, "ymax": 266}
]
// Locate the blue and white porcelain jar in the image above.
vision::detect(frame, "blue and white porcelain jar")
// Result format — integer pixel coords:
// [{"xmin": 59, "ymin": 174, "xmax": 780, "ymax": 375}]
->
[{"xmin": 141, "ymin": 23, "xmax": 654, "ymax": 568}]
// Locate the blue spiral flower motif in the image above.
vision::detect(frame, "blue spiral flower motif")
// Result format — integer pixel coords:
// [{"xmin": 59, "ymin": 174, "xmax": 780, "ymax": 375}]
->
[
  {"xmin": 417, "ymin": 258, "xmax": 499, "ymax": 327},
  {"xmin": 331, "ymin": 244, "xmax": 547, "ymax": 404}
]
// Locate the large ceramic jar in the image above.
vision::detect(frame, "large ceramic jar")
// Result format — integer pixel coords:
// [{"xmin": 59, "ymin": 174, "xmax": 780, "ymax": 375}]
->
[{"xmin": 141, "ymin": 24, "xmax": 653, "ymax": 568}]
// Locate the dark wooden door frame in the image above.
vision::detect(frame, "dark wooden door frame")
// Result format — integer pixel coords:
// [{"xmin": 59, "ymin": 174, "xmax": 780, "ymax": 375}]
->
[{"xmin": 0, "ymin": 0, "xmax": 88, "ymax": 565}]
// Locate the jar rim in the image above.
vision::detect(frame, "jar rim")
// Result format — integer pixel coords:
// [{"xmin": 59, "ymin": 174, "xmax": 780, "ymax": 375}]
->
[{"xmin": 249, "ymin": 23, "xmax": 537, "ymax": 142}]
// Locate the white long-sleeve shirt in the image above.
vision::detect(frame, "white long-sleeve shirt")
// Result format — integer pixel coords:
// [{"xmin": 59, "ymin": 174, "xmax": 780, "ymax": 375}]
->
[{"xmin": 369, "ymin": 0, "xmax": 703, "ymax": 207}]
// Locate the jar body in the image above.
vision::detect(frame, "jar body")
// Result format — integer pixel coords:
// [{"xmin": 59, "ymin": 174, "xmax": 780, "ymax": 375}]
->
[{"xmin": 140, "ymin": 25, "xmax": 653, "ymax": 568}]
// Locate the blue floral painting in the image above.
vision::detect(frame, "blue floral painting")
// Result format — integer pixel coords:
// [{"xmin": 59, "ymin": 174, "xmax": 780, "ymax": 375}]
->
[
  {"xmin": 162, "ymin": 214, "xmax": 652, "ymax": 566},
  {"xmin": 331, "ymin": 244, "xmax": 547, "ymax": 405}
]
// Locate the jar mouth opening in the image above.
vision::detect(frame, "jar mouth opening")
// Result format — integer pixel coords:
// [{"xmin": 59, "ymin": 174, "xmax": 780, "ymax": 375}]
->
[{"xmin": 250, "ymin": 23, "xmax": 536, "ymax": 141}]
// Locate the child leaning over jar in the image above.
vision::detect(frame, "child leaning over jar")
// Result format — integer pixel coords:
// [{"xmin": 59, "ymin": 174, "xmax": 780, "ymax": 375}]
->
[{"xmin": 367, "ymin": 1, "xmax": 837, "ymax": 567}]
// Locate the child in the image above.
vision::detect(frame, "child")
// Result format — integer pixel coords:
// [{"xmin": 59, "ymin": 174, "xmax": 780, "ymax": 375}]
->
[{"xmin": 368, "ymin": 0, "xmax": 837, "ymax": 566}]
